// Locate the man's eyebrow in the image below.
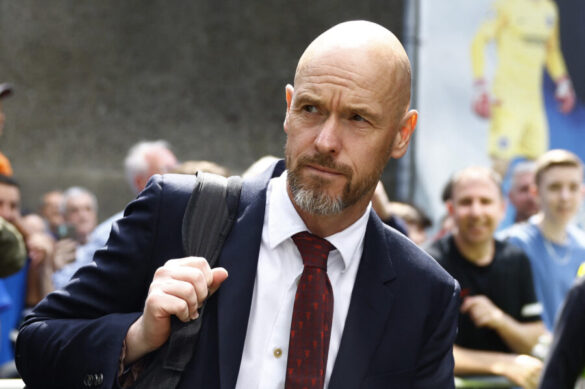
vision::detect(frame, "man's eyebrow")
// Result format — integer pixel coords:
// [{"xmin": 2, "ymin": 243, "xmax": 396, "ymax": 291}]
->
[
  {"xmin": 294, "ymin": 92, "xmax": 381, "ymax": 121},
  {"xmin": 347, "ymin": 105, "xmax": 380, "ymax": 121},
  {"xmin": 293, "ymin": 92, "xmax": 322, "ymax": 106}
]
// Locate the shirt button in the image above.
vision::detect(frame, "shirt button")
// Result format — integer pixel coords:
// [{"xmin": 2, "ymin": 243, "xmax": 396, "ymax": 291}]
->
[{"xmin": 273, "ymin": 348, "xmax": 283, "ymax": 358}]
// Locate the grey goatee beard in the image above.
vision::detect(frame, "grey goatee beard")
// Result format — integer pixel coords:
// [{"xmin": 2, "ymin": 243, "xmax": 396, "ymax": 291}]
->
[
  {"xmin": 289, "ymin": 175, "xmax": 344, "ymax": 215},
  {"xmin": 286, "ymin": 152, "xmax": 353, "ymax": 216}
]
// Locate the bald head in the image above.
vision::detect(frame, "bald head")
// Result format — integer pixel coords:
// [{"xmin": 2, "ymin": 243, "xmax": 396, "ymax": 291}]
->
[{"xmin": 295, "ymin": 21, "xmax": 412, "ymax": 119}]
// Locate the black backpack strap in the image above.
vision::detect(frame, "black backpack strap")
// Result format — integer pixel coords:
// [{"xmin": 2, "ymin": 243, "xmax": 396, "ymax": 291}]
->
[
  {"xmin": 181, "ymin": 172, "xmax": 242, "ymax": 264},
  {"xmin": 130, "ymin": 172, "xmax": 242, "ymax": 388}
]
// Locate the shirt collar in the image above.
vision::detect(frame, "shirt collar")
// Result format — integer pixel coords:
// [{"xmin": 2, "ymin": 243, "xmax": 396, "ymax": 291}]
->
[{"xmin": 267, "ymin": 170, "xmax": 370, "ymax": 270}]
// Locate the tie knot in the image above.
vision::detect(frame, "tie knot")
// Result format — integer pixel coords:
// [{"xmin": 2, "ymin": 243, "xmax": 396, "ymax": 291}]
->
[{"xmin": 292, "ymin": 231, "xmax": 334, "ymax": 270}]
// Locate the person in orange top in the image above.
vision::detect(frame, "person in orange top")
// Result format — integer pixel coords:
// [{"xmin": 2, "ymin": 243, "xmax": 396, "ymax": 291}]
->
[{"xmin": 0, "ymin": 83, "xmax": 14, "ymax": 177}]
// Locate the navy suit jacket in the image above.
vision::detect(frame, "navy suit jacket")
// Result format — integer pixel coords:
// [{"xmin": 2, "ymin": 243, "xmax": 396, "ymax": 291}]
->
[{"xmin": 16, "ymin": 161, "xmax": 460, "ymax": 389}]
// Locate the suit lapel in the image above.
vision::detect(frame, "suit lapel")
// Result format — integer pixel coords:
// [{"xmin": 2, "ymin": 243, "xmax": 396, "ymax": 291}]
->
[
  {"xmin": 216, "ymin": 160, "xmax": 285, "ymax": 389},
  {"xmin": 328, "ymin": 212, "xmax": 397, "ymax": 388}
]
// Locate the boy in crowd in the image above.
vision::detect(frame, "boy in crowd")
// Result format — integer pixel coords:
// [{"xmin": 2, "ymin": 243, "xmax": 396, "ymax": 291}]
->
[{"xmin": 499, "ymin": 149, "xmax": 585, "ymax": 331}]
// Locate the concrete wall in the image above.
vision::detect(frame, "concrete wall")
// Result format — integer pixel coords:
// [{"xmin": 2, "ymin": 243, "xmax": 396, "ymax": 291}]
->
[{"xmin": 0, "ymin": 1, "xmax": 405, "ymax": 220}]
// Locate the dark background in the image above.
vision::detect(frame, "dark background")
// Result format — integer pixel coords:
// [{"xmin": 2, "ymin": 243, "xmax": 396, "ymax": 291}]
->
[{"xmin": 0, "ymin": 0, "xmax": 406, "ymax": 220}]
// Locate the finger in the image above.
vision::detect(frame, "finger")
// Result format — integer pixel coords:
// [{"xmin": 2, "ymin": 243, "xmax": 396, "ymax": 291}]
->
[
  {"xmin": 460, "ymin": 296, "xmax": 478, "ymax": 313},
  {"xmin": 145, "ymin": 288, "xmax": 192, "ymax": 322},
  {"xmin": 209, "ymin": 268, "xmax": 229, "ymax": 295},
  {"xmin": 165, "ymin": 257, "xmax": 214, "ymax": 285},
  {"xmin": 149, "ymin": 277, "xmax": 200, "ymax": 319},
  {"xmin": 157, "ymin": 266, "xmax": 211, "ymax": 305}
]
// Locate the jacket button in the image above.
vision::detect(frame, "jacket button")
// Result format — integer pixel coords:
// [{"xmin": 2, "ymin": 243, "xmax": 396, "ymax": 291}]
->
[
  {"xmin": 83, "ymin": 374, "xmax": 94, "ymax": 387},
  {"xmin": 95, "ymin": 373, "xmax": 103, "ymax": 385}
]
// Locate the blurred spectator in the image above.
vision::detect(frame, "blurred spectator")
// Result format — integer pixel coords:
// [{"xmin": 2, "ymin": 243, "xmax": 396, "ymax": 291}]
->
[
  {"xmin": 39, "ymin": 190, "xmax": 64, "ymax": 238},
  {"xmin": 51, "ymin": 187, "xmax": 98, "ymax": 290},
  {"xmin": 0, "ymin": 173, "xmax": 26, "ymax": 278},
  {"xmin": 124, "ymin": 140, "xmax": 178, "ymax": 196},
  {"xmin": 0, "ymin": 83, "xmax": 14, "ymax": 177},
  {"xmin": 386, "ymin": 201, "xmax": 432, "ymax": 245},
  {"xmin": 371, "ymin": 181, "xmax": 409, "ymax": 236},
  {"xmin": 508, "ymin": 161, "xmax": 539, "ymax": 224},
  {"xmin": 172, "ymin": 160, "xmax": 230, "ymax": 177},
  {"xmin": 0, "ymin": 176, "xmax": 30, "ymax": 368},
  {"xmin": 20, "ymin": 213, "xmax": 54, "ymax": 308},
  {"xmin": 499, "ymin": 149, "xmax": 585, "ymax": 330},
  {"xmin": 82, "ymin": 140, "xmax": 178, "ymax": 260},
  {"xmin": 430, "ymin": 175, "xmax": 457, "ymax": 242},
  {"xmin": 426, "ymin": 166, "xmax": 545, "ymax": 389},
  {"xmin": 539, "ymin": 275, "xmax": 585, "ymax": 388}
]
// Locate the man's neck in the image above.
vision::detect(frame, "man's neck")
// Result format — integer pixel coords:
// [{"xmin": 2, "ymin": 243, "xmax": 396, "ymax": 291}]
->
[
  {"xmin": 535, "ymin": 213, "xmax": 568, "ymax": 243},
  {"xmin": 453, "ymin": 234, "xmax": 495, "ymax": 267}
]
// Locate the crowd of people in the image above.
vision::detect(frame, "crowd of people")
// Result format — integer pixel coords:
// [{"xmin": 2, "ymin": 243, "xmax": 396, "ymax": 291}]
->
[{"xmin": 0, "ymin": 19, "xmax": 584, "ymax": 389}]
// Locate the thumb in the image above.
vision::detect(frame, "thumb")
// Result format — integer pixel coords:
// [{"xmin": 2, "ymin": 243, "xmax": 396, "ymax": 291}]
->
[{"xmin": 209, "ymin": 267, "xmax": 229, "ymax": 295}]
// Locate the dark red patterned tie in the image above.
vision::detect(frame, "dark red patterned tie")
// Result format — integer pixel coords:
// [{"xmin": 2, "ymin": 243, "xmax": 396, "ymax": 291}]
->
[{"xmin": 285, "ymin": 231, "xmax": 335, "ymax": 389}]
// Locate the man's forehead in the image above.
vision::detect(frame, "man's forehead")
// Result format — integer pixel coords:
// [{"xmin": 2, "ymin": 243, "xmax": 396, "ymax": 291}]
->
[
  {"xmin": 541, "ymin": 165, "xmax": 583, "ymax": 181},
  {"xmin": 452, "ymin": 175, "xmax": 502, "ymax": 198},
  {"xmin": 0, "ymin": 183, "xmax": 19, "ymax": 195}
]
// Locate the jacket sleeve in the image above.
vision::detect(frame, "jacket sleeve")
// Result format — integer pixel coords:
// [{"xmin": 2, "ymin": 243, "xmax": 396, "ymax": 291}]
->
[
  {"xmin": 539, "ymin": 278, "xmax": 585, "ymax": 389},
  {"xmin": 414, "ymin": 277, "xmax": 461, "ymax": 389},
  {"xmin": 16, "ymin": 174, "xmax": 191, "ymax": 389}
]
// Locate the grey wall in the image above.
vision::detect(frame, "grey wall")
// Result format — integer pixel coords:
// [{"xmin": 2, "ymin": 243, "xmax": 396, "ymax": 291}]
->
[{"xmin": 0, "ymin": 0, "xmax": 405, "ymax": 220}]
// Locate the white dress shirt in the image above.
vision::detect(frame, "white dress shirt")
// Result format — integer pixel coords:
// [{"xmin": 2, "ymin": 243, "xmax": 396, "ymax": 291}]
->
[{"xmin": 235, "ymin": 171, "xmax": 370, "ymax": 389}]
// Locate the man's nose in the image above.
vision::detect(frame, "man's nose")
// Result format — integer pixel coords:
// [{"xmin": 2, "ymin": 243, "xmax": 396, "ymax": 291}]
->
[
  {"xmin": 469, "ymin": 201, "xmax": 483, "ymax": 216},
  {"xmin": 314, "ymin": 116, "xmax": 341, "ymax": 154},
  {"xmin": 559, "ymin": 187, "xmax": 572, "ymax": 201}
]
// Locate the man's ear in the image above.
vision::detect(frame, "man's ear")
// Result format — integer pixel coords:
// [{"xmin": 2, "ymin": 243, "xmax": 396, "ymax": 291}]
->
[
  {"xmin": 285, "ymin": 84, "xmax": 294, "ymax": 112},
  {"xmin": 446, "ymin": 199, "xmax": 455, "ymax": 217},
  {"xmin": 390, "ymin": 110, "xmax": 418, "ymax": 159},
  {"xmin": 284, "ymin": 84, "xmax": 294, "ymax": 133},
  {"xmin": 530, "ymin": 182, "xmax": 539, "ymax": 199}
]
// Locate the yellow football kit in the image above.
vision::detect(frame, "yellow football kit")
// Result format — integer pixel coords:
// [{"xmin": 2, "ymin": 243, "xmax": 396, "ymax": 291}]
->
[{"xmin": 471, "ymin": 0, "xmax": 569, "ymax": 159}]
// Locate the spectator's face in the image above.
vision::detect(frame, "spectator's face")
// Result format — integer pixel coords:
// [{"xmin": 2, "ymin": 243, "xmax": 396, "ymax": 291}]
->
[
  {"xmin": 537, "ymin": 166, "xmax": 584, "ymax": 226},
  {"xmin": 0, "ymin": 183, "xmax": 20, "ymax": 223},
  {"xmin": 64, "ymin": 193, "xmax": 97, "ymax": 242},
  {"xmin": 449, "ymin": 175, "xmax": 504, "ymax": 246},
  {"xmin": 405, "ymin": 223, "xmax": 427, "ymax": 246},
  {"xmin": 42, "ymin": 191, "xmax": 64, "ymax": 232},
  {"xmin": 283, "ymin": 47, "xmax": 415, "ymax": 216},
  {"xmin": 135, "ymin": 148, "xmax": 178, "ymax": 193},
  {"xmin": 146, "ymin": 148, "xmax": 178, "ymax": 178},
  {"xmin": 508, "ymin": 171, "xmax": 539, "ymax": 222}
]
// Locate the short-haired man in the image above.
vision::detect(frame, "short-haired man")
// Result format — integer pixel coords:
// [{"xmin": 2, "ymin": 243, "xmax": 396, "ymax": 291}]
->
[
  {"xmin": 17, "ymin": 21, "xmax": 460, "ymax": 388},
  {"xmin": 87, "ymin": 140, "xmax": 179, "ymax": 250},
  {"xmin": 39, "ymin": 190, "xmax": 64, "ymax": 238},
  {"xmin": 427, "ymin": 166, "xmax": 546, "ymax": 388},
  {"xmin": 124, "ymin": 139, "xmax": 178, "ymax": 195},
  {"xmin": 499, "ymin": 149, "xmax": 585, "ymax": 330},
  {"xmin": 508, "ymin": 161, "xmax": 539, "ymax": 224}
]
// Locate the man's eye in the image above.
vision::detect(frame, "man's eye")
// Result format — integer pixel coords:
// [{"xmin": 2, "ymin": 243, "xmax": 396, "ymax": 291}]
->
[
  {"xmin": 351, "ymin": 114, "xmax": 365, "ymax": 122},
  {"xmin": 302, "ymin": 105, "xmax": 317, "ymax": 113}
]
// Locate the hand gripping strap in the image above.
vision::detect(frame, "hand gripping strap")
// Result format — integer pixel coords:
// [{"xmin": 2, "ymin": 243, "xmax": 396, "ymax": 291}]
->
[{"xmin": 130, "ymin": 172, "xmax": 242, "ymax": 388}]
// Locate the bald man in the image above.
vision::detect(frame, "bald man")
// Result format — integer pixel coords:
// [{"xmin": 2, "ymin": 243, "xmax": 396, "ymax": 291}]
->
[{"xmin": 17, "ymin": 21, "xmax": 459, "ymax": 389}]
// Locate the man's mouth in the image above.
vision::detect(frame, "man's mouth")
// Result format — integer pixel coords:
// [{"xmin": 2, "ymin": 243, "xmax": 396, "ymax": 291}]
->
[{"xmin": 305, "ymin": 164, "xmax": 343, "ymax": 177}]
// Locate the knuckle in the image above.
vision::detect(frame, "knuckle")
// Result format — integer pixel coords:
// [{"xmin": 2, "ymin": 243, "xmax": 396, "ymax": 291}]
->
[{"xmin": 192, "ymin": 269, "xmax": 205, "ymax": 283}]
